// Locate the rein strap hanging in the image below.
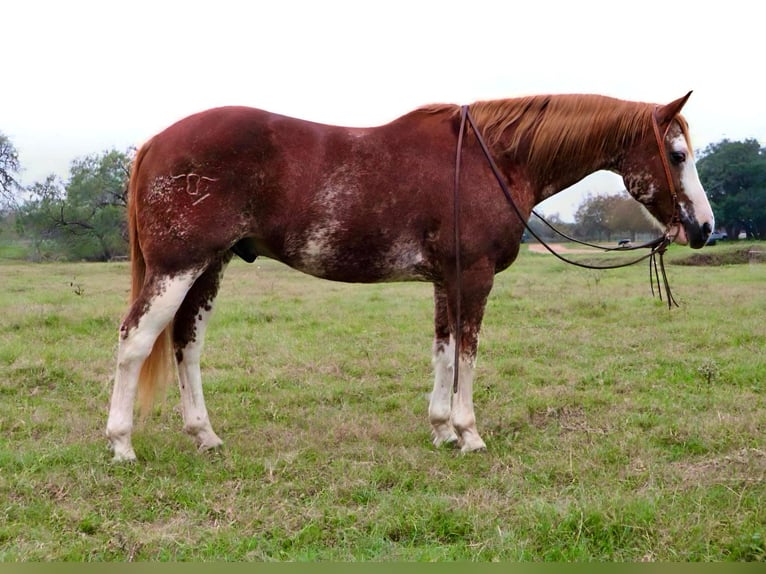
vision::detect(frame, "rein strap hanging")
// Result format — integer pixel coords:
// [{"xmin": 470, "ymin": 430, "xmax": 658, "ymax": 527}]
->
[{"xmin": 452, "ymin": 106, "xmax": 468, "ymax": 394}]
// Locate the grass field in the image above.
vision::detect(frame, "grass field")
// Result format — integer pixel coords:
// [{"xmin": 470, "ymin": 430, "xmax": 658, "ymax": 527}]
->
[{"xmin": 1, "ymin": 242, "xmax": 764, "ymax": 561}]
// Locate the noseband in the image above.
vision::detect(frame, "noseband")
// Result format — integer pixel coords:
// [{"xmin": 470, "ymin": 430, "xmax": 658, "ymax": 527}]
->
[{"xmin": 451, "ymin": 105, "xmax": 682, "ymax": 392}]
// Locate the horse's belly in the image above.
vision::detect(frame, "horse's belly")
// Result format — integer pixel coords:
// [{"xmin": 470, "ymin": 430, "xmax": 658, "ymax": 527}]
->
[{"xmin": 287, "ymin": 234, "xmax": 431, "ymax": 283}]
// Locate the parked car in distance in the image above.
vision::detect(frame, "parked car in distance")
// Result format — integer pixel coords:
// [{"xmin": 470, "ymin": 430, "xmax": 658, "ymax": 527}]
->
[{"xmin": 706, "ymin": 231, "xmax": 728, "ymax": 246}]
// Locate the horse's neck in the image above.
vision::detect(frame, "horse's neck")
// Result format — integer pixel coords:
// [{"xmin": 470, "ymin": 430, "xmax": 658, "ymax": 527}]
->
[
  {"xmin": 501, "ymin": 109, "xmax": 637, "ymax": 203},
  {"xmin": 536, "ymin": 159, "xmax": 617, "ymax": 203}
]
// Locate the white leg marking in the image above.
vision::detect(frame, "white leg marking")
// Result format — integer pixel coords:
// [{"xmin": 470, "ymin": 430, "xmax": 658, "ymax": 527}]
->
[
  {"xmin": 451, "ymin": 356, "xmax": 487, "ymax": 453},
  {"xmin": 428, "ymin": 337, "xmax": 458, "ymax": 447},
  {"xmin": 106, "ymin": 272, "xmax": 199, "ymax": 462},
  {"xmin": 177, "ymin": 306, "xmax": 223, "ymax": 452},
  {"xmin": 107, "ymin": 342, "xmax": 144, "ymax": 462}
]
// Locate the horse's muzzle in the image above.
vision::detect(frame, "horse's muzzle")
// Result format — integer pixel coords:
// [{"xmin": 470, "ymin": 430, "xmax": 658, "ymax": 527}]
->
[{"xmin": 673, "ymin": 220, "xmax": 712, "ymax": 249}]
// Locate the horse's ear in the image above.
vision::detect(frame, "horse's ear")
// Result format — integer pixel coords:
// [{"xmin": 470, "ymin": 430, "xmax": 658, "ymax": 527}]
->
[{"xmin": 655, "ymin": 91, "xmax": 693, "ymax": 125}]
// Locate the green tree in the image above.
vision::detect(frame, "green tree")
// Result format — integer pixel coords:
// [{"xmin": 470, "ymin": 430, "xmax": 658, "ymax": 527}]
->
[
  {"xmin": 575, "ymin": 193, "xmax": 662, "ymax": 241},
  {"xmin": 16, "ymin": 149, "xmax": 133, "ymax": 261},
  {"xmin": 607, "ymin": 195, "xmax": 658, "ymax": 241},
  {"xmin": 575, "ymin": 194, "xmax": 618, "ymax": 240},
  {"xmin": 59, "ymin": 149, "xmax": 131, "ymax": 260},
  {"xmin": 15, "ymin": 175, "xmax": 67, "ymax": 260},
  {"xmin": 527, "ymin": 211, "xmax": 576, "ymax": 242},
  {"xmin": 0, "ymin": 132, "xmax": 21, "ymax": 208},
  {"xmin": 696, "ymin": 139, "xmax": 766, "ymax": 239}
]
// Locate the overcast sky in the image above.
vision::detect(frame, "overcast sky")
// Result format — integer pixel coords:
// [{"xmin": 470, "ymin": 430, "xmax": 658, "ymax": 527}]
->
[{"xmin": 3, "ymin": 0, "xmax": 764, "ymax": 220}]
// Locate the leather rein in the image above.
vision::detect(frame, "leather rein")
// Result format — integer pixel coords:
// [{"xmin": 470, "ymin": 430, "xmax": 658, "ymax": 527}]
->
[{"xmin": 451, "ymin": 105, "xmax": 681, "ymax": 393}]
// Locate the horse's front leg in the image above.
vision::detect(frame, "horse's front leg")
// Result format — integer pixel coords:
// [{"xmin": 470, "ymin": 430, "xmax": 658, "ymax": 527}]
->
[
  {"xmin": 451, "ymin": 344, "xmax": 487, "ymax": 453},
  {"xmin": 430, "ymin": 269, "xmax": 493, "ymax": 453},
  {"xmin": 429, "ymin": 285, "xmax": 459, "ymax": 447}
]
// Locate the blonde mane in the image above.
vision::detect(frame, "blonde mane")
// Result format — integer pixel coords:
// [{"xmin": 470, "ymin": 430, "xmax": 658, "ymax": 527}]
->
[{"xmin": 419, "ymin": 94, "xmax": 692, "ymax": 180}]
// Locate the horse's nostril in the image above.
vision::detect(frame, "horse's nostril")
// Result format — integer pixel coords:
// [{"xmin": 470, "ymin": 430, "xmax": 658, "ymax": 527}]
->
[{"xmin": 702, "ymin": 222, "xmax": 712, "ymax": 236}]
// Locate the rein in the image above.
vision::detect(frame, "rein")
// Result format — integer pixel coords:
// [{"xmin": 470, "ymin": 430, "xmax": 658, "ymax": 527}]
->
[{"xmin": 451, "ymin": 105, "xmax": 680, "ymax": 393}]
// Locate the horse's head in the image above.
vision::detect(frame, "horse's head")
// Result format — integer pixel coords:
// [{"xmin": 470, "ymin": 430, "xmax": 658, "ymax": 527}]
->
[{"xmin": 620, "ymin": 92, "xmax": 714, "ymax": 249}]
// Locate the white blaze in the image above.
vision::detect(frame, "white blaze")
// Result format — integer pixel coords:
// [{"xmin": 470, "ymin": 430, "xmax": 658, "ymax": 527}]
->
[{"xmin": 671, "ymin": 133, "xmax": 715, "ymax": 231}]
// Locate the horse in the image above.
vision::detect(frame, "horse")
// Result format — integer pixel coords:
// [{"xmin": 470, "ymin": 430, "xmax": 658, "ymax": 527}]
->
[{"xmin": 106, "ymin": 92, "xmax": 714, "ymax": 462}]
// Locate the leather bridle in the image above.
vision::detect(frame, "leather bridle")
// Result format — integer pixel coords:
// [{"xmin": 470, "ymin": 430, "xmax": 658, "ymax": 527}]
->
[
  {"xmin": 450, "ymin": 104, "xmax": 683, "ymax": 393},
  {"xmin": 651, "ymin": 105, "xmax": 682, "ymax": 232}
]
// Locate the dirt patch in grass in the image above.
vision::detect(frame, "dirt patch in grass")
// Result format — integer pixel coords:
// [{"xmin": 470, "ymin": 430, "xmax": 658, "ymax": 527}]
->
[
  {"xmin": 528, "ymin": 242, "xmax": 766, "ymax": 268},
  {"xmin": 673, "ymin": 447, "xmax": 766, "ymax": 487},
  {"xmin": 672, "ymin": 246, "xmax": 765, "ymax": 266}
]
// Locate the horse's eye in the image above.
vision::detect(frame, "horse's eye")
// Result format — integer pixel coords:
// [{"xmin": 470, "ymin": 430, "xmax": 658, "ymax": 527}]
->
[{"xmin": 670, "ymin": 151, "xmax": 686, "ymax": 165}]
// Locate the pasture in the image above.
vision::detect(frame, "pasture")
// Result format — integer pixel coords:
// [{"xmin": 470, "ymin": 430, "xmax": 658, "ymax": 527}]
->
[{"xmin": 1, "ymin": 243, "xmax": 764, "ymax": 561}]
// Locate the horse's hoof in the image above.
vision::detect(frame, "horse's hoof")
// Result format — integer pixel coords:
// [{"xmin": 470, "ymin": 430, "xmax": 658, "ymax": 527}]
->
[
  {"xmin": 431, "ymin": 426, "xmax": 459, "ymax": 448},
  {"xmin": 110, "ymin": 447, "xmax": 137, "ymax": 463},
  {"xmin": 198, "ymin": 440, "xmax": 224, "ymax": 454},
  {"xmin": 197, "ymin": 435, "xmax": 224, "ymax": 453},
  {"xmin": 457, "ymin": 432, "xmax": 487, "ymax": 453},
  {"xmin": 433, "ymin": 435, "xmax": 459, "ymax": 448},
  {"xmin": 107, "ymin": 435, "xmax": 137, "ymax": 462}
]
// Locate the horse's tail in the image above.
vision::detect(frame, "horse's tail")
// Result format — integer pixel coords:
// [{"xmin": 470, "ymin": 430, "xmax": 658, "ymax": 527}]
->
[{"xmin": 127, "ymin": 141, "xmax": 175, "ymax": 416}]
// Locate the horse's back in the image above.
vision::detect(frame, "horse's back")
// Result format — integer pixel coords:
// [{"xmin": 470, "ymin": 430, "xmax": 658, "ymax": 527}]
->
[
  {"xmin": 130, "ymin": 106, "xmax": 452, "ymax": 279},
  {"xmin": 142, "ymin": 106, "xmax": 325, "ymax": 171}
]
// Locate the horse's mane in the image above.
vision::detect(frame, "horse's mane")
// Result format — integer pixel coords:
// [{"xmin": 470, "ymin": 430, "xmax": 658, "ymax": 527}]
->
[{"xmin": 418, "ymin": 94, "xmax": 692, "ymax": 179}]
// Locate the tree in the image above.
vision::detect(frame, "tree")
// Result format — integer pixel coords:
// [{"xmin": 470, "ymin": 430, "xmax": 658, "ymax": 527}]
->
[
  {"xmin": 0, "ymin": 132, "xmax": 21, "ymax": 208},
  {"xmin": 15, "ymin": 175, "xmax": 67, "ymax": 260},
  {"xmin": 608, "ymin": 195, "xmax": 658, "ymax": 241},
  {"xmin": 58, "ymin": 149, "xmax": 132, "ymax": 260},
  {"xmin": 527, "ymin": 211, "xmax": 577, "ymax": 242},
  {"xmin": 696, "ymin": 139, "xmax": 766, "ymax": 239},
  {"xmin": 16, "ymin": 149, "xmax": 133, "ymax": 261},
  {"xmin": 575, "ymin": 194, "xmax": 618, "ymax": 240},
  {"xmin": 574, "ymin": 193, "xmax": 658, "ymax": 241}
]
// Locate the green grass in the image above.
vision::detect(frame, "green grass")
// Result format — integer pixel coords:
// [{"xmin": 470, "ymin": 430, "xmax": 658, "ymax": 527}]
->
[
  {"xmin": 0, "ymin": 240, "xmax": 29, "ymax": 260},
  {"xmin": 1, "ymin": 242, "xmax": 765, "ymax": 561}
]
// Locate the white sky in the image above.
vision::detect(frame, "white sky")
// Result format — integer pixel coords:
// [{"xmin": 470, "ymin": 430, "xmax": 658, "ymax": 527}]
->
[{"xmin": 3, "ymin": 0, "xmax": 764, "ymax": 220}]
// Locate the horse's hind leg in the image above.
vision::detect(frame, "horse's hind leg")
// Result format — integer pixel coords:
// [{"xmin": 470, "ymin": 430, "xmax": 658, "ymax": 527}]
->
[
  {"xmin": 107, "ymin": 270, "xmax": 201, "ymax": 462},
  {"xmin": 172, "ymin": 255, "xmax": 231, "ymax": 452}
]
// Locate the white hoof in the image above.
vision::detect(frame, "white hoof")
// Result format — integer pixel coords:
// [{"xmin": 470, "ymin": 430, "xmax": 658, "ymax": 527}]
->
[
  {"xmin": 109, "ymin": 442, "xmax": 137, "ymax": 463},
  {"xmin": 188, "ymin": 427, "xmax": 224, "ymax": 452},
  {"xmin": 431, "ymin": 423, "xmax": 459, "ymax": 448},
  {"xmin": 460, "ymin": 441, "xmax": 487, "ymax": 454},
  {"xmin": 107, "ymin": 429, "xmax": 137, "ymax": 462},
  {"xmin": 457, "ymin": 429, "xmax": 487, "ymax": 453}
]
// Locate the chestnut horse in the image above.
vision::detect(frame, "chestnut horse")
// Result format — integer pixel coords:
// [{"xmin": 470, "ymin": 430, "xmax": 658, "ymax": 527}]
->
[{"xmin": 107, "ymin": 92, "xmax": 714, "ymax": 461}]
